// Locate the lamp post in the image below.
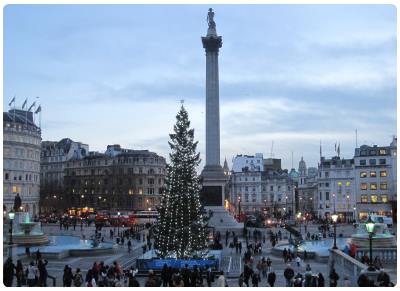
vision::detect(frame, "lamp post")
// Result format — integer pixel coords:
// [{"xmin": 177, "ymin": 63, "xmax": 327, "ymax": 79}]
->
[
  {"xmin": 117, "ymin": 211, "xmax": 121, "ymax": 237},
  {"xmin": 148, "ymin": 207, "xmax": 151, "ymax": 224},
  {"xmin": 353, "ymin": 207, "xmax": 357, "ymax": 222},
  {"xmin": 365, "ymin": 215, "xmax": 375, "ymax": 271},
  {"xmin": 331, "ymin": 213, "xmax": 338, "ymax": 249},
  {"xmin": 238, "ymin": 196, "xmax": 241, "ymax": 222},
  {"xmin": 8, "ymin": 211, "xmax": 15, "ymax": 257}
]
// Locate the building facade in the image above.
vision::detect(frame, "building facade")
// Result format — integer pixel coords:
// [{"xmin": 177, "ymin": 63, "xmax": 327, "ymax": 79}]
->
[
  {"xmin": 40, "ymin": 138, "xmax": 89, "ymax": 213},
  {"xmin": 297, "ymin": 157, "xmax": 318, "ymax": 218},
  {"xmin": 317, "ymin": 156, "xmax": 356, "ymax": 221},
  {"xmin": 63, "ymin": 145, "xmax": 166, "ymax": 213},
  {"xmin": 354, "ymin": 138, "xmax": 397, "ymax": 221},
  {"xmin": 230, "ymin": 154, "xmax": 295, "ymax": 217},
  {"xmin": 3, "ymin": 109, "xmax": 41, "ymax": 216}
]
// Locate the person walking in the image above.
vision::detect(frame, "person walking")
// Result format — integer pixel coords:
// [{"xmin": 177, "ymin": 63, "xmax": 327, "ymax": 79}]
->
[
  {"xmin": 216, "ymin": 271, "xmax": 227, "ymax": 287},
  {"xmin": 26, "ymin": 261, "xmax": 38, "ymax": 287},
  {"xmin": 329, "ymin": 268, "xmax": 339, "ymax": 287},
  {"xmin": 63, "ymin": 265, "xmax": 73, "ymax": 287},
  {"xmin": 283, "ymin": 264, "xmax": 295, "ymax": 287},
  {"xmin": 161, "ymin": 264, "xmax": 169, "ymax": 287},
  {"xmin": 73, "ymin": 268, "xmax": 84, "ymax": 287},
  {"xmin": 16, "ymin": 260, "xmax": 24, "ymax": 287},
  {"xmin": 317, "ymin": 272, "xmax": 325, "ymax": 287},
  {"xmin": 127, "ymin": 240, "xmax": 132, "ymax": 253},
  {"xmin": 3, "ymin": 257, "xmax": 15, "ymax": 287},
  {"xmin": 295, "ymin": 254, "xmax": 301, "ymax": 268},
  {"xmin": 251, "ymin": 271, "xmax": 260, "ymax": 287},
  {"xmin": 267, "ymin": 269, "xmax": 276, "ymax": 287},
  {"xmin": 37, "ymin": 259, "xmax": 48, "ymax": 287},
  {"xmin": 283, "ymin": 248, "xmax": 288, "ymax": 263}
]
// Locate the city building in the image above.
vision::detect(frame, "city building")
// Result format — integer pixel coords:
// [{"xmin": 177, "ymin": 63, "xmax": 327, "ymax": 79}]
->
[
  {"xmin": 317, "ymin": 156, "xmax": 356, "ymax": 221},
  {"xmin": 261, "ymin": 167, "xmax": 295, "ymax": 218},
  {"xmin": 40, "ymin": 138, "xmax": 89, "ymax": 213},
  {"xmin": 297, "ymin": 157, "xmax": 318, "ymax": 218},
  {"xmin": 230, "ymin": 154, "xmax": 263, "ymax": 213},
  {"xmin": 63, "ymin": 145, "xmax": 166, "ymax": 214},
  {"xmin": 354, "ymin": 137, "xmax": 397, "ymax": 221},
  {"xmin": 3, "ymin": 109, "xmax": 41, "ymax": 216},
  {"xmin": 230, "ymin": 154, "xmax": 295, "ymax": 217}
]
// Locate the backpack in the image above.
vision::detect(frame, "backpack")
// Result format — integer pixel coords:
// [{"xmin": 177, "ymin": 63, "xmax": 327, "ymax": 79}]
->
[{"xmin": 73, "ymin": 274, "xmax": 83, "ymax": 287}]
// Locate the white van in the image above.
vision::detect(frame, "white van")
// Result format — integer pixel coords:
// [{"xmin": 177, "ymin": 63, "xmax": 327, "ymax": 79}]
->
[{"xmin": 369, "ymin": 214, "xmax": 393, "ymax": 227}]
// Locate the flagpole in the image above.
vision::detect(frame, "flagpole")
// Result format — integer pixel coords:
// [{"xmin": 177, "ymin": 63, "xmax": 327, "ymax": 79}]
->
[{"xmin": 13, "ymin": 96, "xmax": 16, "ymax": 124}]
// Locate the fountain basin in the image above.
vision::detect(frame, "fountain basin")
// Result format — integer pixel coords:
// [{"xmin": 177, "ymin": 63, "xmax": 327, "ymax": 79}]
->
[
  {"xmin": 273, "ymin": 237, "xmax": 350, "ymax": 260},
  {"xmin": 14, "ymin": 235, "xmax": 116, "ymax": 259}
]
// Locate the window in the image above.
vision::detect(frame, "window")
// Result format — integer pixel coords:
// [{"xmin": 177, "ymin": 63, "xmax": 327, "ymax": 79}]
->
[
  {"xmin": 12, "ymin": 186, "xmax": 17, "ymax": 193},
  {"xmin": 370, "ymin": 171, "xmax": 376, "ymax": 178},
  {"xmin": 370, "ymin": 195, "xmax": 378, "ymax": 203},
  {"xmin": 319, "ymin": 192, "xmax": 322, "ymax": 200},
  {"xmin": 381, "ymin": 195, "xmax": 388, "ymax": 203},
  {"xmin": 361, "ymin": 195, "xmax": 368, "ymax": 203},
  {"xmin": 128, "ymin": 189, "xmax": 133, "ymax": 195},
  {"xmin": 360, "ymin": 160, "xmax": 366, "ymax": 166},
  {"xmin": 138, "ymin": 188, "xmax": 143, "ymax": 195},
  {"xmin": 148, "ymin": 178, "xmax": 154, "ymax": 185},
  {"xmin": 148, "ymin": 188, "xmax": 155, "ymax": 194},
  {"xmin": 139, "ymin": 178, "xmax": 143, "ymax": 185},
  {"xmin": 325, "ymin": 192, "xmax": 329, "ymax": 200},
  {"xmin": 369, "ymin": 159, "xmax": 376, "ymax": 165},
  {"xmin": 346, "ymin": 181, "xmax": 351, "ymax": 187},
  {"xmin": 325, "ymin": 172, "xmax": 329, "ymax": 178},
  {"xmin": 360, "ymin": 183, "xmax": 368, "ymax": 190},
  {"xmin": 380, "ymin": 183, "xmax": 387, "ymax": 190},
  {"xmin": 370, "ymin": 183, "xmax": 377, "ymax": 190},
  {"xmin": 325, "ymin": 183, "xmax": 329, "ymax": 187},
  {"xmin": 379, "ymin": 159, "xmax": 386, "ymax": 165},
  {"xmin": 380, "ymin": 171, "xmax": 387, "ymax": 177},
  {"xmin": 337, "ymin": 182, "xmax": 342, "ymax": 186},
  {"xmin": 5, "ymin": 173, "xmax": 9, "ymax": 180},
  {"xmin": 379, "ymin": 149, "xmax": 387, "ymax": 155}
]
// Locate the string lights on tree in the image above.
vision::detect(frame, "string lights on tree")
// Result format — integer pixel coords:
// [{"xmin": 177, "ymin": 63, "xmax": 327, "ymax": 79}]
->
[{"xmin": 154, "ymin": 105, "xmax": 208, "ymax": 259}]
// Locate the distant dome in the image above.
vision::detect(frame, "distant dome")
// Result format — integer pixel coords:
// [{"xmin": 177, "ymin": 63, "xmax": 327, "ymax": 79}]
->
[{"xmin": 289, "ymin": 168, "xmax": 299, "ymax": 179}]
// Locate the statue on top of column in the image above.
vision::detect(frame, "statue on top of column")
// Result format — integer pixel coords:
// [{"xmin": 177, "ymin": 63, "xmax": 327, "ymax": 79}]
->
[{"xmin": 207, "ymin": 8, "xmax": 216, "ymax": 29}]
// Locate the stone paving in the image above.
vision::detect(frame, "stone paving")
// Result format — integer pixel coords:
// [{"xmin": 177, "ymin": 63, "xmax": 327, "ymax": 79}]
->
[{"xmin": 4, "ymin": 222, "xmax": 397, "ymax": 287}]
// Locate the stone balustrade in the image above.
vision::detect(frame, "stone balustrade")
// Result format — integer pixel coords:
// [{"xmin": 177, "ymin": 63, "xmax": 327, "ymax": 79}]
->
[
  {"xmin": 328, "ymin": 249, "xmax": 367, "ymax": 286},
  {"xmin": 355, "ymin": 248, "xmax": 397, "ymax": 263}
]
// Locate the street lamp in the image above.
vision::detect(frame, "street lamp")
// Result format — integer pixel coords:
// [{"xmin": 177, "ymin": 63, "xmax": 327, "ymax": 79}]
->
[
  {"xmin": 365, "ymin": 215, "xmax": 376, "ymax": 271},
  {"xmin": 331, "ymin": 213, "xmax": 338, "ymax": 249},
  {"xmin": 117, "ymin": 211, "xmax": 121, "ymax": 237},
  {"xmin": 148, "ymin": 207, "xmax": 151, "ymax": 224},
  {"xmin": 8, "ymin": 211, "xmax": 15, "ymax": 258},
  {"xmin": 353, "ymin": 207, "xmax": 357, "ymax": 222},
  {"xmin": 237, "ymin": 196, "xmax": 241, "ymax": 221}
]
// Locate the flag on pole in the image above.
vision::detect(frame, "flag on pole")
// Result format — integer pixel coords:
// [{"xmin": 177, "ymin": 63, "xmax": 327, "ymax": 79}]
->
[
  {"xmin": 28, "ymin": 101, "xmax": 36, "ymax": 112},
  {"xmin": 35, "ymin": 105, "xmax": 42, "ymax": 114},
  {"xmin": 320, "ymin": 140, "xmax": 322, "ymax": 158},
  {"xmin": 22, "ymin": 98, "xmax": 28, "ymax": 109},
  {"xmin": 334, "ymin": 142, "xmax": 337, "ymax": 153},
  {"xmin": 8, "ymin": 96, "xmax": 15, "ymax": 107}
]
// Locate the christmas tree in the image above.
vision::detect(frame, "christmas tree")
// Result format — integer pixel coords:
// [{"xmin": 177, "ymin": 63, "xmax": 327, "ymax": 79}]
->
[{"xmin": 154, "ymin": 105, "xmax": 208, "ymax": 258}]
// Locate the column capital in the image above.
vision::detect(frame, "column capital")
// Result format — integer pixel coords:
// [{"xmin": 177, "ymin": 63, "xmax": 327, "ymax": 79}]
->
[{"xmin": 202, "ymin": 36, "xmax": 222, "ymax": 53}]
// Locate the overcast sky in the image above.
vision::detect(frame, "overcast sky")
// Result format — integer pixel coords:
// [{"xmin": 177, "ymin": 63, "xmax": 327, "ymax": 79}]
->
[{"xmin": 3, "ymin": 4, "xmax": 397, "ymax": 170}]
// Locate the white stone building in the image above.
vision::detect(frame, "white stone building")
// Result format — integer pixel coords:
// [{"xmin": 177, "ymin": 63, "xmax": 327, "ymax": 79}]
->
[
  {"xmin": 3, "ymin": 109, "xmax": 41, "ymax": 216},
  {"xmin": 353, "ymin": 137, "xmax": 397, "ymax": 220},
  {"xmin": 317, "ymin": 156, "xmax": 356, "ymax": 221},
  {"xmin": 297, "ymin": 157, "xmax": 318, "ymax": 217},
  {"xmin": 230, "ymin": 154, "xmax": 295, "ymax": 217},
  {"xmin": 230, "ymin": 154, "xmax": 263, "ymax": 213}
]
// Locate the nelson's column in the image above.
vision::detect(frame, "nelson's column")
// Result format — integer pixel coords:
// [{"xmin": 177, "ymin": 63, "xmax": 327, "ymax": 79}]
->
[{"xmin": 200, "ymin": 8, "xmax": 243, "ymax": 231}]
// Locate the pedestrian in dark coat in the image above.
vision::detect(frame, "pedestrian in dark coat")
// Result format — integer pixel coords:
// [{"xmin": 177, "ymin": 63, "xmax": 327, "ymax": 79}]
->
[
  {"xmin": 267, "ymin": 270, "xmax": 276, "ymax": 287},
  {"xmin": 318, "ymin": 272, "xmax": 325, "ymax": 287},
  {"xmin": 3, "ymin": 257, "xmax": 15, "ymax": 287},
  {"xmin": 329, "ymin": 268, "xmax": 339, "ymax": 287}
]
